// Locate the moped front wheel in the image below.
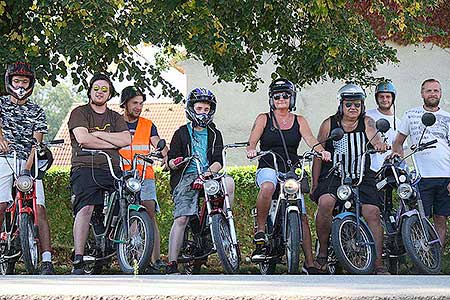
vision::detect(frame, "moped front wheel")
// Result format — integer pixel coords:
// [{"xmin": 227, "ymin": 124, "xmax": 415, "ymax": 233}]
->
[
  {"xmin": 116, "ymin": 210, "xmax": 154, "ymax": 274},
  {"xmin": 19, "ymin": 213, "xmax": 39, "ymax": 274},
  {"xmin": 286, "ymin": 211, "xmax": 301, "ymax": 274},
  {"xmin": 331, "ymin": 216, "xmax": 376, "ymax": 275},
  {"xmin": 210, "ymin": 214, "xmax": 240, "ymax": 274},
  {"xmin": 401, "ymin": 215, "xmax": 441, "ymax": 274}
]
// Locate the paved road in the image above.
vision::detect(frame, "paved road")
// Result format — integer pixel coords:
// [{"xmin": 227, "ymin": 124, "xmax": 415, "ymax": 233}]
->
[{"xmin": 1, "ymin": 275, "xmax": 450, "ymax": 300}]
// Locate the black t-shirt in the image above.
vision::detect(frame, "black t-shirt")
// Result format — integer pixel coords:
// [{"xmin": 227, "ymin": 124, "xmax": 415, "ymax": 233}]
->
[
  {"xmin": 126, "ymin": 120, "xmax": 159, "ymax": 137},
  {"xmin": 68, "ymin": 104, "xmax": 128, "ymax": 169}
]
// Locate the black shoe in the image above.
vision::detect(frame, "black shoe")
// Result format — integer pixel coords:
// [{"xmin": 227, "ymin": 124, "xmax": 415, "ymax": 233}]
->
[
  {"xmin": 40, "ymin": 261, "xmax": 55, "ymax": 275},
  {"xmin": 146, "ymin": 260, "xmax": 167, "ymax": 275},
  {"xmin": 253, "ymin": 231, "xmax": 266, "ymax": 244},
  {"xmin": 165, "ymin": 261, "xmax": 180, "ymax": 274},
  {"xmin": 71, "ymin": 255, "xmax": 84, "ymax": 275}
]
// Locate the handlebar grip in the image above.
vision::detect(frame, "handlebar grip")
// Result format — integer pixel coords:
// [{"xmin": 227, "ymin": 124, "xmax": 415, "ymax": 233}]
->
[
  {"xmin": 50, "ymin": 139, "xmax": 65, "ymax": 145},
  {"xmin": 76, "ymin": 151, "xmax": 94, "ymax": 157},
  {"xmin": 421, "ymin": 139, "xmax": 438, "ymax": 148}
]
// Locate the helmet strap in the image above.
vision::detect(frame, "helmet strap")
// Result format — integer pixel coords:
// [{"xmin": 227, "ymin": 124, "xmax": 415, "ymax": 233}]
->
[{"xmin": 270, "ymin": 109, "xmax": 292, "ymax": 170}]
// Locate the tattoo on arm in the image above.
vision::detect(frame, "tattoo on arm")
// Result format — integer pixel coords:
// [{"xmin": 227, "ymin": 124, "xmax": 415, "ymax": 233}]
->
[
  {"xmin": 251, "ymin": 120, "xmax": 257, "ymax": 132},
  {"xmin": 367, "ymin": 117, "xmax": 375, "ymax": 129}
]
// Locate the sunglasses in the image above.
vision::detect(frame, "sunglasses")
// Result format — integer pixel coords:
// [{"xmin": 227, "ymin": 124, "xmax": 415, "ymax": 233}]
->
[
  {"xmin": 93, "ymin": 85, "xmax": 109, "ymax": 93},
  {"xmin": 344, "ymin": 102, "xmax": 362, "ymax": 108},
  {"xmin": 273, "ymin": 92, "xmax": 291, "ymax": 101}
]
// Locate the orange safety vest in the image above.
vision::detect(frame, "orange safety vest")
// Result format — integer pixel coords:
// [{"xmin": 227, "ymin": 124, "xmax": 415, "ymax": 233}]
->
[{"xmin": 119, "ymin": 117, "xmax": 155, "ymax": 179}]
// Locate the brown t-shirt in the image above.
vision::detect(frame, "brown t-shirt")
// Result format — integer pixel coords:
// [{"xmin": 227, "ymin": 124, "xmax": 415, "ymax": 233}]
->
[{"xmin": 68, "ymin": 104, "xmax": 128, "ymax": 169}]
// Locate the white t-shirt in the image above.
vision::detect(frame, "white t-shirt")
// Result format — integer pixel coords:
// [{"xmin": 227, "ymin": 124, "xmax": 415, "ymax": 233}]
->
[
  {"xmin": 365, "ymin": 108, "xmax": 401, "ymax": 172},
  {"xmin": 398, "ymin": 106, "xmax": 450, "ymax": 178}
]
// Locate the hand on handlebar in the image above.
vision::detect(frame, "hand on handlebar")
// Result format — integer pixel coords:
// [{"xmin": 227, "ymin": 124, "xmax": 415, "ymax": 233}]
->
[
  {"xmin": 170, "ymin": 156, "xmax": 187, "ymax": 169},
  {"xmin": 374, "ymin": 142, "xmax": 389, "ymax": 153},
  {"xmin": 319, "ymin": 150, "xmax": 331, "ymax": 162},
  {"xmin": 192, "ymin": 177, "xmax": 204, "ymax": 190},
  {"xmin": 246, "ymin": 148, "xmax": 257, "ymax": 159}
]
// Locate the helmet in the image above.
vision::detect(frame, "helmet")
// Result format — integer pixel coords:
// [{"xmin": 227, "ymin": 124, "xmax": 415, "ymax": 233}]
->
[
  {"xmin": 120, "ymin": 86, "xmax": 146, "ymax": 108},
  {"xmin": 337, "ymin": 82, "xmax": 366, "ymax": 115},
  {"xmin": 375, "ymin": 80, "xmax": 396, "ymax": 103},
  {"xmin": 185, "ymin": 88, "xmax": 217, "ymax": 128},
  {"xmin": 5, "ymin": 62, "xmax": 36, "ymax": 100},
  {"xmin": 31, "ymin": 147, "xmax": 54, "ymax": 180},
  {"xmin": 87, "ymin": 73, "xmax": 116, "ymax": 100},
  {"xmin": 268, "ymin": 78, "xmax": 296, "ymax": 111}
]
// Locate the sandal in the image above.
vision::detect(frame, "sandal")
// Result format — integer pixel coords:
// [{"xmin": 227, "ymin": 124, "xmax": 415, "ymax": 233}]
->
[
  {"xmin": 302, "ymin": 263, "xmax": 328, "ymax": 275},
  {"xmin": 312, "ymin": 256, "xmax": 329, "ymax": 274},
  {"xmin": 375, "ymin": 266, "xmax": 391, "ymax": 275}
]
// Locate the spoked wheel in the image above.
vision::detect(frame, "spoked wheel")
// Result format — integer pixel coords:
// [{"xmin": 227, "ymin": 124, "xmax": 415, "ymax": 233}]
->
[
  {"xmin": 401, "ymin": 215, "xmax": 441, "ymax": 274},
  {"xmin": 210, "ymin": 214, "xmax": 240, "ymax": 274},
  {"xmin": 180, "ymin": 223, "xmax": 203, "ymax": 274},
  {"xmin": 331, "ymin": 216, "xmax": 376, "ymax": 275},
  {"xmin": 0, "ymin": 221, "xmax": 16, "ymax": 275},
  {"xmin": 259, "ymin": 260, "xmax": 277, "ymax": 275},
  {"xmin": 286, "ymin": 212, "xmax": 301, "ymax": 274},
  {"xmin": 116, "ymin": 210, "xmax": 154, "ymax": 274},
  {"xmin": 82, "ymin": 233, "xmax": 105, "ymax": 275},
  {"xmin": 19, "ymin": 213, "xmax": 39, "ymax": 274}
]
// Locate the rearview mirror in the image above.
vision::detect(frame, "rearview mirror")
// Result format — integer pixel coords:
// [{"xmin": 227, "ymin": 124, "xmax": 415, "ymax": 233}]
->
[
  {"xmin": 421, "ymin": 113, "xmax": 436, "ymax": 127},
  {"xmin": 156, "ymin": 139, "xmax": 166, "ymax": 151},
  {"xmin": 376, "ymin": 118, "xmax": 390, "ymax": 134},
  {"xmin": 330, "ymin": 128, "xmax": 344, "ymax": 141}
]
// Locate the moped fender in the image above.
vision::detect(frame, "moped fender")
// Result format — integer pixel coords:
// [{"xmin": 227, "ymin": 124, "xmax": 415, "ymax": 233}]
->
[
  {"xmin": 284, "ymin": 206, "xmax": 302, "ymax": 242},
  {"xmin": 128, "ymin": 204, "xmax": 146, "ymax": 212}
]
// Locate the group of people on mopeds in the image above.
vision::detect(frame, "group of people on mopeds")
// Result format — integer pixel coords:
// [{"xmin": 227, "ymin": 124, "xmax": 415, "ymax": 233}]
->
[{"xmin": 0, "ymin": 61, "xmax": 448, "ymax": 275}]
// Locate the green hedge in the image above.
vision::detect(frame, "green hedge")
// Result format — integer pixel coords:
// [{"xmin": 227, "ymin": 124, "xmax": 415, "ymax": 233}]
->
[{"xmin": 43, "ymin": 167, "xmax": 450, "ymax": 273}]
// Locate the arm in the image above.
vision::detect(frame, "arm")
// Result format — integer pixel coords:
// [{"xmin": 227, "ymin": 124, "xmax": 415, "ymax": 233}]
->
[
  {"xmin": 72, "ymin": 127, "xmax": 122, "ymax": 149},
  {"xmin": 246, "ymin": 113, "xmax": 266, "ymax": 158},
  {"xmin": 168, "ymin": 128, "xmax": 185, "ymax": 169},
  {"xmin": 90, "ymin": 130, "xmax": 131, "ymax": 148},
  {"xmin": 24, "ymin": 132, "xmax": 43, "ymax": 171},
  {"xmin": 365, "ymin": 116, "xmax": 387, "ymax": 151},
  {"xmin": 311, "ymin": 118, "xmax": 330, "ymax": 191},
  {"xmin": 297, "ymin": 115, "xmax": 331, "ymax": 162},
  {"xmin": 150, "ymin": 135, "xmax": 169, "ymax": 166},
  {"xmin": 391, "ymin": 132, "xmax": 408, "ymax": 157},
  {"xmin": 0, "ymin": 128, "xmax": 8, "ymax": 153}
]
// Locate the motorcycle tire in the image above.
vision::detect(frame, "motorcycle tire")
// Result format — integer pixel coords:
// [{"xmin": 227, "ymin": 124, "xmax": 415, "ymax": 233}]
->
[
  {"xmin": 286, "ymin": 212, "xmax": 301, "ymax": 274},
  {"xmin": 401, "ymin": 215, "xmax": 441, "ymax": 274},
  {"xmin": 116, "ymin": 210, "xmax": 154, "ymax": 274},
  {"xmin": 19, "ymin": 213, "xmax": 39, "ymax": 274},
  {"xmin": 210, "ymin": 214, "xmax": 240, "ymax": 274},
  {"xmin": 331, "ymin": 215, "xmax": 376, "ymax": 275}
]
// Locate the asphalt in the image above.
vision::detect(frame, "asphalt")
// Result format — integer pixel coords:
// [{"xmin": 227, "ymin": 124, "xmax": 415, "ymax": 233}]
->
[{"xmin": 1, "ymin": 275, "xmax": 450, "ymax": 300}]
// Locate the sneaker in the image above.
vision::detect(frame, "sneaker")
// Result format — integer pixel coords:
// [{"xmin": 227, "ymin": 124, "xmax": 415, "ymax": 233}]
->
[
  {"xmin": 71, "ymin": 256, "xmax": 84, "ymax": 275},
  {"xmin": 153, "ymin": 259, "xmax": 167, "ymax": 270},
  {"xmin": 40, "ymin": 261, "xmax": 55, "ymax": 275},
  {"xmin": 165, "ymin": 261, "xmax": 180, "ymax": 274},
  {"xmin": 253, "ymin": 231, "xmax": 266, "ymax": 244}
]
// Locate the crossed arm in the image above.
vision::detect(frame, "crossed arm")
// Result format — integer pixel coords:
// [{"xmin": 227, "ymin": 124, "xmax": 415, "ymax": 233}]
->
[{"xmin": 72, "ymin": 127, "xmax": 131, "ymax": 149}]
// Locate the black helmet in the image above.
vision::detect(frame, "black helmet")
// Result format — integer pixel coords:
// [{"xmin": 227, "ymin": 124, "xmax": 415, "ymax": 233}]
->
[
  {"xmin": 120, "ymin": 86, "xmax": 146, "ymax": 108},
  {"xmin": 87, "ymin": 73, "xmax": 116, "ymax": 100},
  {"xmin": 268, "ymin": 78, "xmax": 297, "ymax": 111},
  {"xmin": 31, "ymin": 147, "xmax": 54, "ymax": 180},
  {"xmin": 185, "ymin": 88, "xmax": 217, "ymax": 128},
  {"xmin": 5, "ymin": 62, "xmax": 36, "ymax": 100}
]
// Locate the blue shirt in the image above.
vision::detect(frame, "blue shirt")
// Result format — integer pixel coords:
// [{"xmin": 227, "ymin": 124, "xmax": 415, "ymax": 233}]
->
[{"xmin": 185, "ymin": 123, "xmax": 209, "ymax": 174}]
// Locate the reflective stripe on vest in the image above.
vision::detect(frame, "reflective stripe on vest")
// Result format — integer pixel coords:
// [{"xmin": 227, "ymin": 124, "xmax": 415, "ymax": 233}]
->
[{"xmin": 119, "ymin": 117, "xmax": 155, "ymax": 179}]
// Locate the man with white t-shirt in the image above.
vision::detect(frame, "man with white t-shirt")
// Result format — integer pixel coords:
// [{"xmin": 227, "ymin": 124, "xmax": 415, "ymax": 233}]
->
[
  {"xmin": 366, "ymin": 80, "xmax": 401, "ymax": 172},
  {"xmin": 392, "ymin": 78, "xmax": 450, "ymax": 245}
]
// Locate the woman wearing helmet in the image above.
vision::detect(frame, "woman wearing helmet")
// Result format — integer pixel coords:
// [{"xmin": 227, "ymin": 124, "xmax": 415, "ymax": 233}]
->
[
  {"xmin": 246, "ymin": 78, "xmax": 331, "ymax": 274},
  {"xmin": 165, "ymin": 88, "xmax": 234, "ymax": 274},
  {"xmin": 312, "ymin": 82, "xmax": 389, "ymax": 274}
]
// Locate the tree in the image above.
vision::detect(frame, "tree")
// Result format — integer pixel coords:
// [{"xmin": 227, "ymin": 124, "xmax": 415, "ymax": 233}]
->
[
  {"xmin": 32, "ymin": 80, "xmax": 83, "ymax": 140},
  {"xmin": 0, "ymin": 0, "xmax": 446, "ymax": 101}
]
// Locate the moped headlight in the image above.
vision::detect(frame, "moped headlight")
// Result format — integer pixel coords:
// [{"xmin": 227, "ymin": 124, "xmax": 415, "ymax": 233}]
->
[
  {"xmin": 337, "ymin": 185, "xmax": 352, "ymax": 201},
  {"xmin": 125, "ymin": 178, "xmax": 141, "ymax": 193},
  {"xmin": 397, "ymin": 183, "xmax": 413, "ymax": 200},
  {"xmin": 283, "ymin": 179, "xmax": 299, "ymax": 194},
  {"xmin": 204, "ymin": 179, "xmax": 220, "ymax": 195},
  {"xmin": 16, "ymin": 175, "xmax": 33, "ymax": 193}
]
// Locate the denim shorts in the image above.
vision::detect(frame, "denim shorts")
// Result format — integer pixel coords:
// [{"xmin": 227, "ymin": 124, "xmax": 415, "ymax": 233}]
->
[
  {"xmin": 256, "ymin": 167, "xmax": 306, "ymax": 214},
  {"xmin": 141, "ymin": 179, "xmax": 160, "ymax": 213},
  {"xmin": 418, "ymin": 178, "xmax": 450, "ymax": 217}
]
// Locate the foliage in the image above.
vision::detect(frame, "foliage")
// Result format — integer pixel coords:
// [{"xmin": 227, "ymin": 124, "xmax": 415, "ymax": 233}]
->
[
  {"xmin": 32, "ymin": 79, "xmax": 84, "ymax": 139},
  {"xmin": 0, "ymin": 0, "xmax": 446, "ymax": 99}
]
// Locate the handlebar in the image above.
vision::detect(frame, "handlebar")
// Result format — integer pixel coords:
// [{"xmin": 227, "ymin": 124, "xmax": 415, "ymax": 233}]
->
[
  {"xmin": 410, "ymin": 139, "xmax": 437, "ymax": 152},
  {"xmin": 77, "ymin": 149, "xmax": 120, "ymax": 180}
]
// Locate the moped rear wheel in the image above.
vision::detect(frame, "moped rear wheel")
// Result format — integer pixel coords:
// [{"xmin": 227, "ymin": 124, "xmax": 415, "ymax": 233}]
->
[
  {"xmin": 210, "ymin": 214, "xmax": 240, "ymax": 274},
  {"xmin": 286, "ymin": 211, "xmax": 301, "ymax": 274},
  {"xmin": 19, "ymin": 213, "xmax": 39, "ymax": 274},
  {"xmin": 0, "ymin": 221, "xmax": 16, "ymax": 275},
  {"xmin": 331, "ymin": 216, "xmax": 376, "ymax": 275},
  {"xmin": 401, "ymin": 215, "xmax": 441, "ymax": 274},
  {"xmin": 116, "ymin": 210, "xmax": 154, "ymax": 274}
]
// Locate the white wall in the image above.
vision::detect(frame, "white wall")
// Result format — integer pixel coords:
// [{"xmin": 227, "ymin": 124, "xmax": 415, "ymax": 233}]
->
[{"xmin": 181, "ymin": 42, "xmax": 450, "ymax": 165}]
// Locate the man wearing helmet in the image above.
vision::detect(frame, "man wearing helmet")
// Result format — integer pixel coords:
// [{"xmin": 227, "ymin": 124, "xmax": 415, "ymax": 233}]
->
[
  {"xmin": 246, "ymin": 78, "xmax": 331, "ymax": 274},
  {"xmin": 68, "ymin": 73, "xmax": 131, "ymax": 275},
  {"xmin": 366, "ymin": 80, "xmax": 401, "ymax": 173},
  {"xmin": 165, "ymin": 88, "xmax": 234, "ymax": 274},
  {"xmin": 118, "ymin": 86, "xmax": 168, "ymax": 273},
  {"xmin": 312, "ymin": 82, "xmax": 389, "ymax": 274},
  {"xmin": 392, "ymin": 79, "xmax": 450, "ymax": 246},
  {"xmin": 0, "ymin": 62, "xmax": 55, "ymax": 274}
]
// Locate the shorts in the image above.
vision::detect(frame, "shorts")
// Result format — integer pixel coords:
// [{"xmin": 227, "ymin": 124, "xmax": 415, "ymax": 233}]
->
[
  {"xmin": 256, "ymin": 167, "xmax": 307, "ymax": 214},
  {"xmin": 418, "ymin": 178, "xmax": 450, "ymax": 217},
  {"xmin": 141, "ymin": 179, "xmax": 160, "ymax": 213},
  {"xmin": 172, "ymin": 173, "xmax": 199, "ymax": 219},
  {"xmin": 70, "ymin": 167, "xmax": 118, "ymax": 215},
  {"xmin": 0, "ymin": 157, "xmax": 45, "ymax": 206},
  {"xmin": 312, "ymin": 170, "xmax": 380, "ymax": 208}
]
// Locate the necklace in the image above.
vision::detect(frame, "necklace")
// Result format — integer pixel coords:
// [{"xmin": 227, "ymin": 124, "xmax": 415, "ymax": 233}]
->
[{"xmin": 275, "ymin": 113, "xmax": 290, "ymax": 126}]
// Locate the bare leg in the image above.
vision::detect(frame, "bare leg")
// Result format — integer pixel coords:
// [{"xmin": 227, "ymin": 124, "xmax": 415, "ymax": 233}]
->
[
  {"xmin": 256, "ymin": 182, "xmax": 275, "ymax": 232},
  {"xmin": 73, "ymin": 205, "xmax": 94, "ymax": 255},
  {"xmin": 301, "ymin": 214, "xmax": 315, "ymax": 267},
  {"xmin": 315, "ymin": 194, "xmax": 336, "ymax": 258},
  {"xmin": 0, "ymin": 202, "xmax": 7, "ymax": 230},
  {"xmin": 362, "ymin": 204, "xmax": 383, "ymax": 269},
  {"xmin": 433, "ymin": 215, "xmax": 447, "ymax": 246},
  {"xmin": 142, "ymin": 201, "xmax": 160, "ymax": 263},
  {"xmin": 37, "ymin": 205, "xmax": 52, "ymax": 253},
  {"xmin": 168, "ymin": 216, "xmax": 189, "ymax": 262}
]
